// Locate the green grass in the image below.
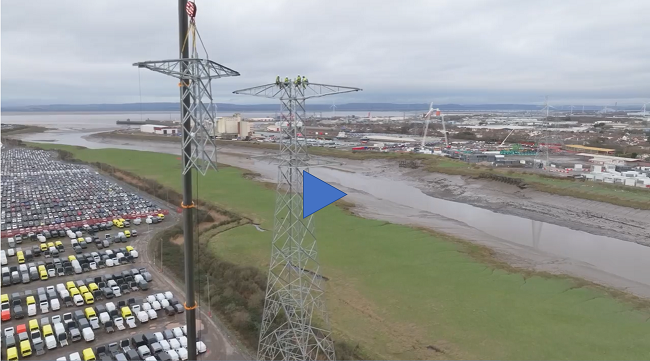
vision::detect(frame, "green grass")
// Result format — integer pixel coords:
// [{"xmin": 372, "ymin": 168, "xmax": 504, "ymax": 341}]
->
[{"xmin": 32, "ymin": 143, "xmax": 650, "ymax": 360}]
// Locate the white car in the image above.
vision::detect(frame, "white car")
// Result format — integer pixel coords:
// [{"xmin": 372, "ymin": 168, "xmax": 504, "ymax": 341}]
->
[
  {"xmin": 137, "ymin": 310, "xmax": 149, "ymax": 323},
  {"xmin": 167, "ymin": 349, "xmax": 180, "ymax": 361},
  {"xmin": 155, "ymin": 293, "xmax": 165, "ymax": 302},
  {"xmin": 169, "ymin": 338, "xmax": 181, "ymax": 350},
  {"xmin": 177, "ymin": 347, "xmax": 188, "ymax": 361},
  {"xmin": 142, "ymin": 302, "xmax": 152, "ymax": 311},
  {"xmin": 196, "ymin": 341, "xmax": 207, "ymax": 354},
  {"xmin": 159, "ymin": 339, "xmax": 171, "ymax": 352},
  {"xmin": 164, "ymin": 291, "xmax": 173, "ymax": 300},
  {"xmin": 51, "ymin": 315, "xmax": 62, "ymax": 324},
  {"xmin": 69, "ymin": 352, "xmax": 81, "ymax": 361},
  {"xmin": 114, "ymin": 317, "xmax": 125, "ymax": 331},
  {"xmin": 172, "ymin": 327, "xmax": 184, "ymax": 338},
  {"xmin": 151, "ymin": 301, "xmax": 161, "ymax": 311},
  {"xmin": 177, "ymin": 336, "xmax": 187, "ymax": 348},
  {"xmin": 147, "ymin": 309, "xmax": 157, "ymax": 320},
  {"xmin": 160, "ymin": 299, "xmax": 170, "ymax": 308},
  {"xmin": 106, "ymin": 302, "xmax": 116, "ymax": 313},
  {"xmin": 131, "ymin": 304, "xmax": 141, "ymax": 314},
  {"xmin": 133, "ymin": 218, "xmax": 142, "ymax": 225},
  {"xmin": 125, "ymin": 316, "xmax": 137, "ymax": 329},
  {"xmin": 73, "ymin": 295, "xmax": 84, "ymax": 306},
  {"xmin": 82, "ymin": 327, "xmax": 95, "ymax": 342},
  {"xmin": 50, "ymin": 299, "xmax": 61, "ymax": 311},
  {"xmin": 154, "ymin": 332, "xmax": 164, "ymax": 342},
  {"xmin": 112, "ymin": 286, "xmax": 122, "ymax": 297},
  {"xmin": 146, "ymin": 295, "xmax": 156, "ymax": 304},
  {"xmin": 28, "ymin": 304, "xmax": 37, "ymax": 316}
]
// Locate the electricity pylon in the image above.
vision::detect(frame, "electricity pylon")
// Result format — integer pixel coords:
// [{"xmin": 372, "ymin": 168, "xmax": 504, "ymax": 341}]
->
[
  {"xmin": 234, "ymin": 79, "xmax": 361, "ymax": 361},
  {"xmin": 133, "ymin": 1, "xmax": 239, "ymax": 359}
]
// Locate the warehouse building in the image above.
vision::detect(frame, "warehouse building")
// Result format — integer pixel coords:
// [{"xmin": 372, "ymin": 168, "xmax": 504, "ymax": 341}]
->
[{"xmin": 140, "ymin": 124, "xmax": 180, "ymax": 135}]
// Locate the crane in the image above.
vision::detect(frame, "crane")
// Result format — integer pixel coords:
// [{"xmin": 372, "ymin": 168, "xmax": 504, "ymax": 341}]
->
[
  {"xmin": 498, "ymin": 129, "xmax": 516, "ymax": 148},
  {"xmin": 421, "ymin": 102, "xmax": 448, "ymax": 149}
]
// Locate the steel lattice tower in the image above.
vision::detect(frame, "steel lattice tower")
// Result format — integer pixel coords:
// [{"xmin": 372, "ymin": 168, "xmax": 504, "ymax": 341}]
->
[
  {"xmin": 234, "ymin": 79, "xmax": 361, "ymax": 361},
  {"xmin": 133, "ymin": 1, "xmax": 239, "ymax": 359}
]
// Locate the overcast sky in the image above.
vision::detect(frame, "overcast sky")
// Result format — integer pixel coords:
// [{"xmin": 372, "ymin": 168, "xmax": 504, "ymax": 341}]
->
[{"xmin": 2, "ymin": 0, "xmax": 649, "ymax": 106}]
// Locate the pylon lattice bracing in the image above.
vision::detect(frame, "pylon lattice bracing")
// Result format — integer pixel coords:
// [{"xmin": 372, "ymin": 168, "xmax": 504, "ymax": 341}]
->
[
  {"xmin": 234, "ymin": 80, "xmax": 361, "ymax": 361},
  {"xmin": 133, "ymin": 25, "xmax": 239, "ymax": 175}
]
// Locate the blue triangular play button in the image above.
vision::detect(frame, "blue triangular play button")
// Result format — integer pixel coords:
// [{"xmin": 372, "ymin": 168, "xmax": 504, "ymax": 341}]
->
[{"xmin": 303, "ymin": 171, "xmax": 347, "ymax": 218}]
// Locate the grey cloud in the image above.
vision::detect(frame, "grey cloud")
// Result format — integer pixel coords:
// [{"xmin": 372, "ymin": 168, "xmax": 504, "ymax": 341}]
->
[{"xmin": 2, "ymin": 0, "xmax": 649, "ymax": 106}]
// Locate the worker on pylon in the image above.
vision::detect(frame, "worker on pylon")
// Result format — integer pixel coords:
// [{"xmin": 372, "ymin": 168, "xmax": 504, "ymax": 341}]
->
[
  {"xmin": 302, "ymin": 76, "xmax": 308, "ymax": 87},
  {"xmin": 284, "ymin": 77, "xmax": 289, "ymax": 86},
  {"xmin": 275, "ymin": 75, "xmax": 280, "ymax": 86},
  {"xmin": 295, "ymin": 75, "xmax": 301, "ymax": 86}
]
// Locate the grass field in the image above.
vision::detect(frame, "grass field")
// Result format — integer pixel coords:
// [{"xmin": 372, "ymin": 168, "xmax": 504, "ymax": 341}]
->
[{"xmin": 31, "ymin": 143, "xmax": 650, "ymax": 360}]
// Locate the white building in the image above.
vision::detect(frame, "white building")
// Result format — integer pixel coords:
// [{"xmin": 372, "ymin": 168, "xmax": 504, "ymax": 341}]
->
[{"xmin": 140, "ymin": 124, "xmax": 179, "ymax": 135}]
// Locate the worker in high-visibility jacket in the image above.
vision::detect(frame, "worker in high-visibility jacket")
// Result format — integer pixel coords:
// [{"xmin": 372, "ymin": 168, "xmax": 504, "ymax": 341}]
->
[
  {"xmin": 295, "ymin": 75, "xmax": 301, "ymax": 86},
  {"xmin": 284, "ymin": 77, "xmax": 290, "ymax": 86},
  {"xmin": 302, "ymin": 76, "xmax": 308, "ymax": 88},
  {"xmin": 275, "ymin": 76, "xmax": 281, "ymax": 86}
]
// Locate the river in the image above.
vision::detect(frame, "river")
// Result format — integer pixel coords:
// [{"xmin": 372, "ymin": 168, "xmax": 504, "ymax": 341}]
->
[{"xmin": 7, "ymin": 114, "xmax": 650, "ymax": 297}]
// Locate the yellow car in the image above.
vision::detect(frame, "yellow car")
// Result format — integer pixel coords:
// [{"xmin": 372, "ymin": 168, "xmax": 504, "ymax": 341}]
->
[
  {"xmin": 55, "ymin": 240, "xmax": 63, "ymax": 248},
  {"xmin": 126, "ymin": 246, "xmax": 134, "ymax": 253},
  {"xmin": 70, "ymin": 287, "xmax": 80, "ymax": 297},
  {"xmin": 29, "ymin": 319, "xmax": 39, "ymax": 331},
  {"xmin": 20, "ymin": 340, "xmax": 32, "ymax": 357},
  {"xmin": 88, "ymin": 283, "xmax": 99, "ymax": 292},
  {"xmin": 83, "ymin": 292, "xmax": 95, "ymax": 304},
  {"xmin": 79, "ymin": 286, "xmax": 89, "ymax": 294},
  {"xmin": 6, "ymin": 346, "xmax": 18, "ymax": 361},
  {"xmin": 84, "ymin": 307, "xmax": 96, "ymax": 319},
  {"xmin": 112, "ymin": 219, "xmax": 119, "ymax": 226},
  {"xmin": 157, "ymin": 213, "xmax": 165, "ymax": 220},
  {"xmin": 47, "ymin": 242, "xmax": 55, "ymax": 249},
  {"xmin": 83, "ymin": 348, "xmax": 96, "ymax": 361},
  {"xmin": 124, "ymin": 230, "xmax": 131, "ymax": 238},
  {"xmin": 118, "ymin": 218, "xmax": 126, "ymax": 223},
  {"xmin": 66, "ymin": 281, "xmax": 76, "ymax": 291},
  {"xmin": 68, "ymin": 255, "xmax": 77, "ymax": 262},
  {"xmin": 120, "ymin": 306, "xmax": 132, "ymax": 318},
  {"xmin": 77, "ymin": 237, "xmax": 84, "ymax": 243},
  {"xmin": 1, "ymin": 294, "xmax": 8, "ymax": 303},
  {"xmin": 39, "ymin": 268, "xmax": 48, "ymax": 280},
  {"xmin": 116, "ymin": 222, "xmax": 124, "ymax": 228},
  {"xmin": 26, "ymin": 296, "xmax": 36, "ymax": 306},
  {"xmin": 43, "ymin": 324, "xmax": 53, "ymax": 337},
  {"xmin": 17, "ymin": 251, "xmax": 25, "ymax": 264},
  {"xmin": 40, "ymin": 243, "xmax": 48, "ymax": 252}
]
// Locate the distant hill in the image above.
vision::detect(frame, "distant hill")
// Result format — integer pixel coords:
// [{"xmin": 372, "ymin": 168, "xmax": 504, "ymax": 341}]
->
[{"xmin": 1, "ymin": 102, "xmax": 607, "ymax": 112}]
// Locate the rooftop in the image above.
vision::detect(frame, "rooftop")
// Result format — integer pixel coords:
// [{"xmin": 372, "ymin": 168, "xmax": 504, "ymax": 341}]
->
[
  {"xmin": 577, "ymin": 153, "xmax": 640, "ymax": 162},
  {"xmin": 566, "ymin": 144, "xmax": 616, "ymax": 152}
]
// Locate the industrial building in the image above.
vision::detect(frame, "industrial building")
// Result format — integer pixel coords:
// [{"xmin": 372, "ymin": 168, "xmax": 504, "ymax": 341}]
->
[
  {"xmin": 215, "ymin": 113, "xmax": 251, "ymax": 138},
  {"xmin": 140, "ymin": 124, "xmax": 180, "ymax": 135},
  {"xmin": 565, "ymin": 144, "xmax": 615, "ymax": 155},
  {"xmin": 577, "ymin": 153, "xmax": 640, "ymax": 166}
]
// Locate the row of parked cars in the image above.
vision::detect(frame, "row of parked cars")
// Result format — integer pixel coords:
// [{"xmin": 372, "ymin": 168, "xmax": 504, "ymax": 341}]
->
[
  {"xmin": 3, "ymin": 291, "xmax": 188, "ymax": 361},
  {"xmin": 47, "ymin": 325, "xmax": 206, "ymax": 361},
  {"xmin": 1, "ymin": 149, "xmax": 163, "ymax": 234},
  {"xmin": 1, "ymin": 266, "xmax": 152, "ymax": 323},
  {"xmin": 2, "ymin": 245, "xmax": 140, "ymax": 289}
]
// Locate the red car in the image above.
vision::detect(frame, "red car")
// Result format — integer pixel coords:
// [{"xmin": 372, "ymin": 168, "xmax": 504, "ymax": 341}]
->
[{"xmin": 1, "ymin": 309, "xmax": 10, "ymax": 321}]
